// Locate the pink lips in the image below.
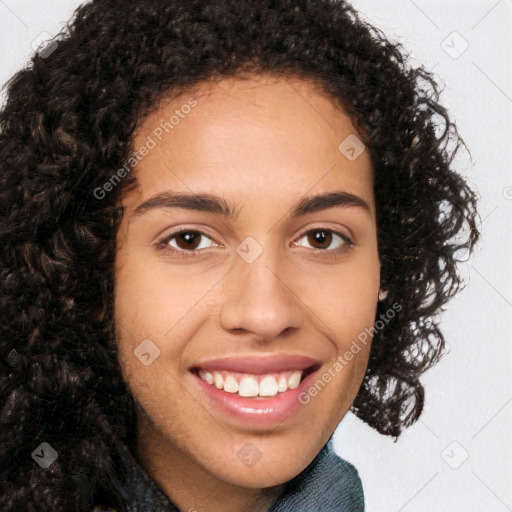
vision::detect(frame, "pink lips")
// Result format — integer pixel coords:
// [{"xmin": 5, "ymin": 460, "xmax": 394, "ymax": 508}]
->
[
  {"xmin": 190, "ymin": 354, "xmax": 320, "ymax": 374},
  {"xmin": 189, "ymin": 354, "xmax": 321, "ymax": 428}
]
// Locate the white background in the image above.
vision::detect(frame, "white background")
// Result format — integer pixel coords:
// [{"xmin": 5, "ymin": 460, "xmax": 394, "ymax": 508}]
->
[{"xmin": 1, "ymin": 1, "xmax": 511, "ymax": 511}]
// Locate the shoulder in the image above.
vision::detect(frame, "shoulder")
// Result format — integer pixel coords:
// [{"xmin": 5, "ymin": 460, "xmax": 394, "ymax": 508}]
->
[
  {"xmin": 323, "ymin": 441, "xmax": 365, "ymax": 510},
  {"xmin": 335, "ymin": 453, "xmax": 363, "ymax": 486}
]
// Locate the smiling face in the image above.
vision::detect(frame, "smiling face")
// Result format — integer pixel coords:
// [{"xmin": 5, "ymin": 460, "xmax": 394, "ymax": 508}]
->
[{"xmin": 113, "ymin": 73, "xmax": 380, "ymax": 502}]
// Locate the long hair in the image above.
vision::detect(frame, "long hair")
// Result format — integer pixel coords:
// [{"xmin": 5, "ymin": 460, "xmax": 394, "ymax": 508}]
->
[{"xmin": 0, "ymin": 0, "xmax": 479, "ymax": 509}]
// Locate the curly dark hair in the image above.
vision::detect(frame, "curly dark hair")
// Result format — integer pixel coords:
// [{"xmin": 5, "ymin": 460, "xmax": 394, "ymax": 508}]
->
[{"xmin": 0, "ymin": 0, "xmax": 479, "ymax": 509}]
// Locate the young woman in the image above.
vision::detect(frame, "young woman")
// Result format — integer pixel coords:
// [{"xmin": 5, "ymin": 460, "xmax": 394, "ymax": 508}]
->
[{"xmin": 0, "ymin": 0, "xmax": 479, "ymax": 510}]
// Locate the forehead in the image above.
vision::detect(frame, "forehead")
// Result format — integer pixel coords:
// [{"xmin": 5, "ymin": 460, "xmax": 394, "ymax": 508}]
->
[{"xmin": 126, "ymin": 74, "xmax": 374, "ymax": 215}]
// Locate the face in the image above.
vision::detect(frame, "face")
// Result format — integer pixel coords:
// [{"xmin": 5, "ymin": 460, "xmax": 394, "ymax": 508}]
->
[{"xmin": 114, "ymin": 74, "xmax": 380, "ymax": 490}]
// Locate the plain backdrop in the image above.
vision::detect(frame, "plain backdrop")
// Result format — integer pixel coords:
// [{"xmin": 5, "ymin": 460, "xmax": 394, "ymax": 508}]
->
[{"xmin": 1, "ymin": 1, "xmax": 511, "ymax": 511}]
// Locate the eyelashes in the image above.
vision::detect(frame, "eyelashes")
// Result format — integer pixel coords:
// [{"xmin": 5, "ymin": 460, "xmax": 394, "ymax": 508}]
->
[
  {"xmin": 292, "ymin": 228, "xmax": 353, "ymax": 252},
  {"xmin": 155, "ymin": 227, "xmax": 354, "ymax": 260}
]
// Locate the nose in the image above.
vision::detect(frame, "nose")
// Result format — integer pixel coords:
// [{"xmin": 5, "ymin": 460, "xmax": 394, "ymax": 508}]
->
[{"xmin": 219, "ymin": 250, "xmax": 304, "ymax": 341}]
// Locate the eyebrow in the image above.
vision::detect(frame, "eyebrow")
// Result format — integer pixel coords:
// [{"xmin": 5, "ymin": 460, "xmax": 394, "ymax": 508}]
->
[{"xmin": 131, "ymin": 190, "xmax": 371, "ymax": 221}]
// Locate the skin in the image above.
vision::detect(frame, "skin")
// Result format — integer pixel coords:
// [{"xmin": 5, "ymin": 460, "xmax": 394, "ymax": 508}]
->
[{"xmin": 114, "ymin": 73, "xmax": 380, "ymax": 512}]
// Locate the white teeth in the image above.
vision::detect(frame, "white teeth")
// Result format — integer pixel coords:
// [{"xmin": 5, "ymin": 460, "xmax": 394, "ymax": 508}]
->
[
  {"xmin": 259, "ymin": 375, "xmax": 278, "ymax": 396},
  {"xmin": 199, "ymin": 369, "xmax": 213, "ymax": 385},
  {"xmin": 213, "ymin": 371, "xmax": 224, "ymax": 389},
  {"xmin": 197, "ymin": 369, "xmax": 304, "ymax": 397},
  {"xmin": 288, "ymin": 372, "xmax": 301, "ymax": 389},
  {"xmin": 223, "ymin": 374, "xmax": 239, "ymax": 393},
  {"xmin": 239, "ymin": 376, "xmax": 259, "ymax": 397}
]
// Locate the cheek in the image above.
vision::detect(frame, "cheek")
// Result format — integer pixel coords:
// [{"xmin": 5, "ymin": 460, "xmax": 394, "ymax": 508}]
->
[
  {"xmin": 113, "ymin": 257, "xmax": 179, "ymax": 383},
  {"xmin": 299, "ymin": 274, "xmax": 378, "ymax": 428},
  {"xmin": 114, "ymin": 253, "xmax": 199, "ymax": 340},
  {"xmin": 113, "ymin": 253, "xmax": 216, "ymax": 400},
  {"xmin": 299, "ymin": 251, "xmax": 379, "ymax": 391},
  {"xmin": 296, "ymin": 249, "xmax": 380, "ymax": 340}
]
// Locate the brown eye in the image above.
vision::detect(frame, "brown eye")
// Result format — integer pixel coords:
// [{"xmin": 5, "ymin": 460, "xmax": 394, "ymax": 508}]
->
[
  {"xmin": 158, "ymin": 230, "xmax": 216, "ymax": 255},
  {"xmin": 294, "ymin": 228, "xmax": 352, "ymax": 252},
  {"xmin": 307, "ymin": 229, "xmax": 332, "ymax": 249},
  {"xmin": 173, "ymin": 231, "xmax": 203, "ymax": 251}
]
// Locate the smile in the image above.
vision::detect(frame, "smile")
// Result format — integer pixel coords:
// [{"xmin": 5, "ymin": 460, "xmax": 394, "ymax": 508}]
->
[
  {"xmin": 189, "ymin": 354, "xmax": 321, "ymax": 427},
  {"xmin": 195, "ymin": 369, "xmax": 306, "ymax": 397}
]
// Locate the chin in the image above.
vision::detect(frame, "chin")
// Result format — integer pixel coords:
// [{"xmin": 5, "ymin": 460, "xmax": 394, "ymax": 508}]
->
[{"xmin": 204, "ymin": 436, "xmax": 321, "ymax": 489}]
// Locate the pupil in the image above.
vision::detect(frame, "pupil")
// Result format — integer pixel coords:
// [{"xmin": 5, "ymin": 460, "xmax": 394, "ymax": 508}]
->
[
  {"xmin": 178, "ymin": 232, "xmax": 200, "ymax": 250},
  {"xmin": 309, "ymin": 230, "xmax": 331, "ymax": 249}
]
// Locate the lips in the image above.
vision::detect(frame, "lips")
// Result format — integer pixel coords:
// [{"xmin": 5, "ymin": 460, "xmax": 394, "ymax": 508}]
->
[
  {"xmin": 188, "ymin": 354, "xmax": 322, "ymax": 427},
  {"xmin": 189, "ymin": 354, "xmax": 321, "ymax": 374},
  {"xmin": 189, "ymin": 362, "xmax": 322, "ymax": 427}
]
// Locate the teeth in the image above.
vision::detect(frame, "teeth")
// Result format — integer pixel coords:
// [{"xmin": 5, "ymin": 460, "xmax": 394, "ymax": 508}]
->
[
  {"xmin": 197, "ymin": 369, "xmax": 304, "ymax": 397},
  {"xmin": 199, "ymin": 369, "xmax": 213, "ymax": 385},
  {"xmin": 214, "ymin": 372, "xmax": 224, "ymax": 389},
  {"xmin": 223, "ymin": 375, "xmax": 239, "ymax": 393},
  {"xmin": 239, "ymin": 376, "xmax": 259, "ymax": 397},
  {"xmin": 288, "ymin": 372, "xmax": 301, "ymax": 390},
  {"xmin": 259, "ymin": 376, "xmax": 278, "ymax": 396}
]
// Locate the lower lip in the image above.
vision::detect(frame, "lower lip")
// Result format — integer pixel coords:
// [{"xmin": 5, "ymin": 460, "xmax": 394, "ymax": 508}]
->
[{"xmin": 190, "ymin": 368, "xmax": 319, "ymax": 428}]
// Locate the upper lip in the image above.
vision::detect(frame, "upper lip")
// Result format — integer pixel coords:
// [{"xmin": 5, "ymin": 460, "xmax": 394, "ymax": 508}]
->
[{"xmin": 190, "ymin": 354, "xmax": 321, "ymax": 374}]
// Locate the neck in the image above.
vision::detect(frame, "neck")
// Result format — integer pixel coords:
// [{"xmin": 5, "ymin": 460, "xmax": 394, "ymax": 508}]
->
[{"xmin": 135, "ymin": 415, "xmax": 285, "ymax": 512}]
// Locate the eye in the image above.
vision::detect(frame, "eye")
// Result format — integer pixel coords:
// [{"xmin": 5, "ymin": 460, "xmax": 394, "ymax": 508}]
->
[
  {"xmin": 155, "ymin": 227, "xmax": 354, "ymax": 259},
  {"xmin": 292, "ymin": 228, "xmax": 353, "ymax": 253},
  {"xmin": 156, "ymin": 229, "xmax": 218, "ymax": 257}
]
